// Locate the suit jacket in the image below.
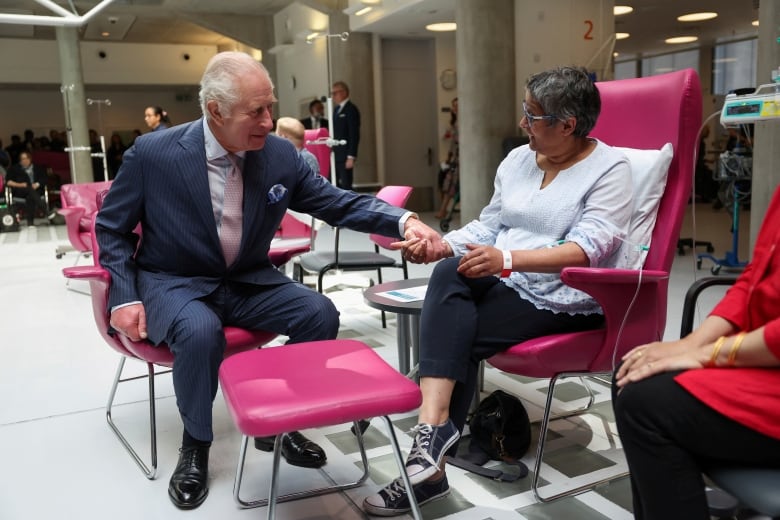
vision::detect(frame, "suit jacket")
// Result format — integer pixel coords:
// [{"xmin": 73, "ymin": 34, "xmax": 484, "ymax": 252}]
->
[
  {"xmin": 6, "ymin": 162, "xmax": 47, "ymax": 196},
  {"xmin": 300, "ymin": 116, "xmax": 328, "ymax": 130},
  {"xmin": 96, "ymin": 118, "xmax": 405, "ymax": 342},
  {"xmin": 332, "ymin": 100, "xmax": 360, "ymax": 162}
]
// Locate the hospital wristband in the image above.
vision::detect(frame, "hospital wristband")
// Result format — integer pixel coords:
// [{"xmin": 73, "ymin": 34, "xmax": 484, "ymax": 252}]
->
[{"xmin": 500, "ymin": 250, "xmax": 512, "ymax": 278}]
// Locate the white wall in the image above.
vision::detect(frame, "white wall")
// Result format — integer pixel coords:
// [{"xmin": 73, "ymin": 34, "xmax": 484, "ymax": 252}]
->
[{"xmin": 0, "ymin": 38, "xmax": 216, "ymax": 144}]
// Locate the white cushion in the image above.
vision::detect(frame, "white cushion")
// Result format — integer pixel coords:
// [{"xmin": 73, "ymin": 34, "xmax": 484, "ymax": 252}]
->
[{"xmin": 615, "ymin": 143, "xmax": 674, "ymax": 269}]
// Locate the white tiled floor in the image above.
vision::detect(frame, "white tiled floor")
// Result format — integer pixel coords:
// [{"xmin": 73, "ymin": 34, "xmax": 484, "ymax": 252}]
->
[{"xmin": 0, "ymin": 205, "xmax": 749, "ymax": 519}]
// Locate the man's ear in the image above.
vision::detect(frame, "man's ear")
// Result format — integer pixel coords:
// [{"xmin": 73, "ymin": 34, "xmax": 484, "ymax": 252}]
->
[{"xmin": 207, "ymin": 100, "xmax": 223, "ymax": 125}]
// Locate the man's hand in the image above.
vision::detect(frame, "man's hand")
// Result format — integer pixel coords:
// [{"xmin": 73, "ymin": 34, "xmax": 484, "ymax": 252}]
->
[
  {"xmin": 457, "ymin": 243, "xmax": 502, "ymax": 278},
  {"xmin": 109, "ymin": 303, "xmax": 148, "ymax": 342},
  {"xmin": 391, "ymin": 217, "xmax": 448, "ymax": 263}
]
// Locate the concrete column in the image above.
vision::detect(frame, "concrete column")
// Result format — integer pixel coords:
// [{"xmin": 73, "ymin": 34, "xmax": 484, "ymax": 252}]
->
[
  {"xmin": 56, "ymin": 26, "xmax": 92, "ymax": 184},
  {"xmin": 456, "ymin": 0, "xmax": 516, "ymax": 223},
  {"xmin": 750, "ymin": 2, "xmax": 780, "ymax": 251}
]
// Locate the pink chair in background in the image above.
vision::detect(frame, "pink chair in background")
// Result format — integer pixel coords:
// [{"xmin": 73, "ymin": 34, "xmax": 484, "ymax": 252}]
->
[
  {"xmin": 487, "ymin": 68, "xmax": 703, "ymax": 502},
  {"xmin": 303, "ymin": 127, "xmax": 331, "ymax": 181},
  {"xmin": 293, "ymin": 185, "xmax": 413, "ymax": 327},
  {"xmin": 56, "ymin": 181, "xmax": 113, "ymax": 262}
]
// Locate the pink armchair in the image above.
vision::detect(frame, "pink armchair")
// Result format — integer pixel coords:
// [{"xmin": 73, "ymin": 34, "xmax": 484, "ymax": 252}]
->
[
  {"xmin": 487, "ymin": 69, "xmax": 703, "ymax": 502},
  {"xmin": 56, "ymin": 181, "xmax": 113, "ymax": 260},
  {"xmin": 62, "ymin": 215, "xmax": 277, "ymax": 479}
]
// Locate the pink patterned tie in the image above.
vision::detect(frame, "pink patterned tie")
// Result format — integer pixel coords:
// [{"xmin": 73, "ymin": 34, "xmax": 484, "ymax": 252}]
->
[{"xmin": 220, "ymin": 153, "xmax": 243, "ymax": 266}]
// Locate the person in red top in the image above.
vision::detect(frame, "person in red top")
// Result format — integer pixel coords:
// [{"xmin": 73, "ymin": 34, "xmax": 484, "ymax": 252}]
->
[{"xmin": 613, "ymin": 185, "xmax": 780, "ymax": 520}]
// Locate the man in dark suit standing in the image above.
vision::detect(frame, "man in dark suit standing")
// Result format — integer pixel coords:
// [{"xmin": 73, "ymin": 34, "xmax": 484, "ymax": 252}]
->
[
  {"xmin": 331, "ymin": 81, "xmax": 361, "ymax": 190},
  {"xmin": 300, "ymin": 98, "xmax": 328, "ymax": 130},
  {"xmin": 96, "ymin": 51, "xmax": 444, "ymax": 510}
]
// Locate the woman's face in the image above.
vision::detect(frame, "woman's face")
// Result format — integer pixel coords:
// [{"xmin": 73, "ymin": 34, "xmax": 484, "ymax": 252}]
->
[
  {"xmin": 144, "ymin": 107, "xmax": 160, "ymax": 129},
  {"xmin": 519, "ymin": 94, "xmax": 563, "ymax": 153}
]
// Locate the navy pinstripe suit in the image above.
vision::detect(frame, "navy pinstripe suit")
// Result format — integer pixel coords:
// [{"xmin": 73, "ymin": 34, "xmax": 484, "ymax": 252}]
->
[{"xmin": 96, "ymin": 119, "xmax": 406, "ymax": 440}]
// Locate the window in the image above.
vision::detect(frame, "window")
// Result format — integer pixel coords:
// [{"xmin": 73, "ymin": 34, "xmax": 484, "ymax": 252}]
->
[
  {"xmin": 614, "ymin": 60, "xmax": 638, "ymax": 79},
  {"xmin": 713, "ymin": 39, "xmax": 757, "ymax": 95},
  {"xmin": 641, "ymin": 49, "xmax": 699, "ymax": 77}
]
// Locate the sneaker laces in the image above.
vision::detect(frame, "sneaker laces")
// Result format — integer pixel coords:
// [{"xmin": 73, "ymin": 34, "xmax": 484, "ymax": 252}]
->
[
  {"xmin": 408, "ymin": 424, "xmax": 437, "ymax": 465},
  {"xmin": 382, "ymin": 478, "xmax": 407, "ymax": 501}
]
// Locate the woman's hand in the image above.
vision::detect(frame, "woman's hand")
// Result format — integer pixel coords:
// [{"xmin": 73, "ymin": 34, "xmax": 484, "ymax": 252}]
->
[
  {"xmin": 616, "ymin": 337, "xmax": 711, "ymax": 387},
  {"xmin": 457, "ymin": 244, "xmax": 502, "ymax": 278}
]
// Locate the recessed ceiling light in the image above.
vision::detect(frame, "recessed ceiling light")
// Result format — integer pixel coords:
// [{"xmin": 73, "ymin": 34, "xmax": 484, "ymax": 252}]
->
[
  {"xmin": 665, "ymin": 36, "xmax": 698, "ymax": 44},
  {"xmin": 613, "ymin": 52, "xmax": 619, "ymax": 57},
  {"xmin": 677, "ymin": 12, "xmax": 718, "ymax": 22},
  {"xmin": 615, "ymin": 32, "xmax": 630, "ymax": 40},
  {"xmin": 614, "ymin": 5, "xmax": 633, "ymax": 16},
  {"xmin": 752, "ymin": 19, "xmax": 759, "ymax": 26},
  {"xmin": 101, "ymin": 31, "xmax": 110, "ymax": 37},
  {"xmin": 354, "ymin": 6, "xmax": 373, "ymax": 16},
  {"xmin": 426, "ymin": 22, "xmax": 456, "ymax": 32}
]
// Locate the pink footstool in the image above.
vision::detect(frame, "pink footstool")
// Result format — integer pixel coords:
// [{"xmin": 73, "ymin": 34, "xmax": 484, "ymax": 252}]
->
[{"xmin": 219, "ymin": 339, "xmax": 423, "ymax": 518}]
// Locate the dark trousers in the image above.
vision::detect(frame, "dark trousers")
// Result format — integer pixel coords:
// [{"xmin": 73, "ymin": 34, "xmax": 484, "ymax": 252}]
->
[
  {"xmin": 13, "ymin": 187, "xmax": 47, "ymax": 225},
  {"xmin": 419, "ymin": 257, "xmax": 603, "ymax": 449},
  {"xmin": 613, "ymin": 370, "xmax": 780, "ymax": 520},
  {"xmin": 335, "ymin": 161, "xmax": 353, "ymax": 191},
  {"xmin": 164, "ymin": 281, "xmax": 340, "ymax": 442}
]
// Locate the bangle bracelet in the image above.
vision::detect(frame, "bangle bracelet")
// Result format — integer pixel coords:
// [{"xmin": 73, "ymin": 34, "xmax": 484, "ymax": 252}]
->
[
  {"xmin": 727, "ymin": 332, "xmax": 746, "ymax": 366},
  {"xmin": 500, "ymin": 249, "xmax": 512, "ymax": 278},
  {"xmin": 706, "ymin": 336, "xmax": 727, "ymax": 367}
]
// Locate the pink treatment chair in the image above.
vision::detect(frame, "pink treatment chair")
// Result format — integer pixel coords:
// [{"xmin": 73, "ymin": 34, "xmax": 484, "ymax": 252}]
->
[
  {"xmin": 487, "ymin": 68, "xmax": 703, "ymax": 502},
  {"xmin": 62, "ymin": 206, "xmax": 277, "ymax": 479}
]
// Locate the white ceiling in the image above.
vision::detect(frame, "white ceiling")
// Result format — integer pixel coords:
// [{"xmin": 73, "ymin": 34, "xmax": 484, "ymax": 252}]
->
[{"xmin": 0, "ymin": 0, "xmax": 760, "ymax": 59}]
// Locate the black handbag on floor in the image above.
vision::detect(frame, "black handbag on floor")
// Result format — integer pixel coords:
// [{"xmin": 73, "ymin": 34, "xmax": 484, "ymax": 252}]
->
[{"xmin": 448, "ymin": 390, "xmax": 531, "ymax": 481}]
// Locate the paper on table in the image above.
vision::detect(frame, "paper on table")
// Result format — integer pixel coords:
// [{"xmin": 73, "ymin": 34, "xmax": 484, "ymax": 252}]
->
[{"xmin": 376, "ymin": 285, "xmax": 428, "ymax": 302}]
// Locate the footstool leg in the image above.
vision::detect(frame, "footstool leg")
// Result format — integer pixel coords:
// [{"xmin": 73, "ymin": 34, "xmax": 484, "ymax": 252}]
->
[{"xmin": 380, "ymin": 416, "xmax": 422, "ymax": 520}]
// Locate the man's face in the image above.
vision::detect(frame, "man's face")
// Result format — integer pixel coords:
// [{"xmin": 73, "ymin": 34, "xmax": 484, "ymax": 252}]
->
[
  {"xmin": 209, "ymin": 70, "xmax": 276, "ymax": 153},
  {"xmin": 331, "ymin": 85, "xmax": 347, "ymax": 105},
  {"xmin": 311, "ymin": 102, "xmax": 324, "ymax": 118}
]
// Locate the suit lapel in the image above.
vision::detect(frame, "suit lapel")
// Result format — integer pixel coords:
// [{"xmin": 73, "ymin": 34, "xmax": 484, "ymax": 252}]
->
[{"xmin": 176, "ymin": 120, "xmax": 221, "ymax": 245}]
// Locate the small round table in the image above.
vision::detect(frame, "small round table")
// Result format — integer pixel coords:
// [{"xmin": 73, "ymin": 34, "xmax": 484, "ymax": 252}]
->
[{"xmin": 363, "ymin": 278, "xmax": 427, "ymax": 379}]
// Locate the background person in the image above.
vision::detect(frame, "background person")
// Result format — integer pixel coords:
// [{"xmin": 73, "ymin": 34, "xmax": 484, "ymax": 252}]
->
[
  {"xmin": 300, "ymin": 98, "xmax": 328, "ymax": 130},
  {"xmin": 97, "ymin": 51, "xmax": 440, "ymax": 511},
  {"xmin": 5, "ymin": 150, "xmax": 55, "ymax": 226},
  {"xmin": 144, "ymin": 105, "xmax": 171, "ymax": 132},
  {"xmin": 435, "ymin": 97, "xmax": 459, "ymax": 219},
  {"xmin": 614, "ymin": 184, "xmax": 780, "ymax": 520},
  {"xmin": 276, "ymin": 116, "xmax": 321, "ymax": 176},
  {"xmin": 364, "ymin": 66, "xmax": 634, "ymax": 516},
  {"xmin": 331, "ymin": 81, "xmax": 360, "ymax": 190}
]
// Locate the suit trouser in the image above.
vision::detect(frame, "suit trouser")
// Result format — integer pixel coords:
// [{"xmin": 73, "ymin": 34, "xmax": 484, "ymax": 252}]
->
[
  {"xmin": 613, "ymin": 369, "xmax": 780, "ymax": 520},
  {"xmin": 13, "ymin": 187, "xmax": 47, "ymax": 225},
  {"xmin": 335, "ymin": 161, "xmax": 353, "ymax": 191},
  {"xmin": 418, "ymin": 257, "xmax": 603, "ymax": 453},
  {"xmin": 165, "ymin": 280, "xmax": 340, "ymax": 442}
]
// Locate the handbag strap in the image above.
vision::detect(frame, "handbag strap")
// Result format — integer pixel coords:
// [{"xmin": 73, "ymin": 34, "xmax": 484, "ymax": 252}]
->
[{"xmin": 447, "ymin": 455, "xmax": 528, "ymax": 482}]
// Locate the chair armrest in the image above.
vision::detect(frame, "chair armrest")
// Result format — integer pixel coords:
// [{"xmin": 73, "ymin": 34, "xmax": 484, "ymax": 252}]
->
[
  {"xmin": 62, "ymin": 265, "xmax": 109, "ymax": 282},
  {"xmin": 679, "ymin": 276, "xmax": 739, "ymax": 337},
  {"xmin": 560, "ymin": 267, "xmax": 670, "ymax": 370},
  {"xmin": 58, "ymin": 206, "xmax": 89, "ymax": 252}
]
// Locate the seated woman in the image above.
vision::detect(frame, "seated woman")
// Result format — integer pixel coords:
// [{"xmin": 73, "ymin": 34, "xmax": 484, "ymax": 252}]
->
[
  {"xmin": 364, "ymin": 66, "xmax": 634, "ymax": 516},
  {"xmin": 614, "ymin": 186, "xmax": 780, "ymax": 520}
]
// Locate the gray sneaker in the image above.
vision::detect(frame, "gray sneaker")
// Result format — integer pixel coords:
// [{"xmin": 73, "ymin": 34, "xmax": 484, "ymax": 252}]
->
[
  {"xmin": 363, "ymin": 475, "xmax": 449, "ymax": 517},
  {"xmin": 405, "ymin": 419, "xmax": 459, "ymax": 485}
]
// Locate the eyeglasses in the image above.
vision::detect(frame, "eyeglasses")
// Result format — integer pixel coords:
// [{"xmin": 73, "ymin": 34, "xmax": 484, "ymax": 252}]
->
[{"xmin": 522, "ymin": 102, "xmax": 559, "ymax": 124}]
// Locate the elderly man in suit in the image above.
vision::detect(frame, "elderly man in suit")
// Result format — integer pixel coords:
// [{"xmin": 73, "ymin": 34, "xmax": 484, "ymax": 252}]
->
[
  {"xmin": 96, "ymin": 51, "xmax": 444, "ymax": 510},
  {"xmin": 331, "ymin": 81, "xmax": 361, "ymax": 190}
]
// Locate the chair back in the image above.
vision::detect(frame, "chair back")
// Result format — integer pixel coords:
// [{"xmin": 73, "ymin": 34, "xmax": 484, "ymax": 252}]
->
[
  {"xmin": 304, "ymin": 128, "xmax": 331, "ymax": 180},
  {"xmin": 369, "ymin": 185, "xmax": 414, "ymax": 250},
  {"xmin": 591, "ymin": 68, "xmax": 701, "ymax": 273}
]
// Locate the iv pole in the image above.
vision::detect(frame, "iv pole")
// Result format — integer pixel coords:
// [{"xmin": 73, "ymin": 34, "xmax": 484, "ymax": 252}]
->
[{"xmin": 86, "ymin": 98, "xmax": 111, "ymax": 181}]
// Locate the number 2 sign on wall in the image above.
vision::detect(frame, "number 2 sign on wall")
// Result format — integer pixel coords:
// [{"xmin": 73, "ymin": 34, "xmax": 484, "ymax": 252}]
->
[{"xmin": 584, "ymin": 20, "xmax": 594, "ymax": 40}]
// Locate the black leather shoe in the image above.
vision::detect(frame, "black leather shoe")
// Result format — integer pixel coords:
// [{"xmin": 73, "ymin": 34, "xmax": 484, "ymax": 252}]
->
[
  {"xmin": 254, "ymin": 431, "xmax": 327, "ymax": 468},
  {"xmin": 168, "ymin": 446, "xmax": 209, "ymax": 509}
]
